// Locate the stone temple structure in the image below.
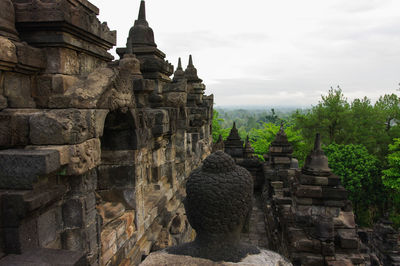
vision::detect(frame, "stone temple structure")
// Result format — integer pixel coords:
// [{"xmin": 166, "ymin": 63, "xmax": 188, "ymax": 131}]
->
[
  {"xmin": 0, "ymin": 0, "xmax": 213, "ymax": 265},
  {"xmin": 217, "ymin": 125, "xmax": 400, "ymax": 266}
]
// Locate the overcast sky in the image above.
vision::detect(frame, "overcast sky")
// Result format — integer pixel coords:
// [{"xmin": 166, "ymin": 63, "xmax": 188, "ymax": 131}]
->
[{"xmin": 91, "ymin": 0, "xmax": 400, "ymax": 107}]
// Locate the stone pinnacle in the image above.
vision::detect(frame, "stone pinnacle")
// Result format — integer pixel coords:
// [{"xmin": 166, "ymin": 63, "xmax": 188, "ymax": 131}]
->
[
  {"xmin": 138, "ymin": 0, "xmax": 146, "ymax": 21},
  {"xmin": 188, "ymin": 55, "xmax": 193, "ymax": 67},
  {"xmin": 314, "ymin": 133, "xmax": 322, "ymax": 151},
  {"xmin": 177, "ymin": 57, "xmax": 182, "ymax": 70}
]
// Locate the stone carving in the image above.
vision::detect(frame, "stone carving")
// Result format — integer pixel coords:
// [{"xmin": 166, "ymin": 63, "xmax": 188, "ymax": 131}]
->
[
  {"xmin": 141, "ymin": 151, "xmax": 291, "ymax": 265},
  {"xmin": 167, "ymin": 151, "xmax": 257, "ymax": 262}
]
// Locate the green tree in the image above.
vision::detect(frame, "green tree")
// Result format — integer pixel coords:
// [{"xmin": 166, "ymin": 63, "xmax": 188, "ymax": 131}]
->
[
  {"xmin": 382, "ymin": 138, "xmax": 400, "ymax": 191},
  {"xmin": 212, "ymin": 109, "xmax": 230, "ymax": 142},
  {"xmin": 292, "ymin": 87, "xmax": 350, "ymax": 146},
  {"xmin": 382, "ymin": 138, "xmax": 400, "ymax": 228},
  {"xmin": 324, "ymin": 143, "xmax": 383, "ymax": 226},
  {"xmin": 248, "ymin": 123, "xmax": 307, "ymax": 162}
]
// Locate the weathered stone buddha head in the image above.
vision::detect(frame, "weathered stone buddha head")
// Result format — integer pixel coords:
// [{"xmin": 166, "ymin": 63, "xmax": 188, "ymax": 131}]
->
[
  {"xmin": 167, "ymin": 151, "xmax": 259, "ymax": 262},
  {"xmin": 185, "ymin": 150, "xmax": 253, "ymax": 236}
]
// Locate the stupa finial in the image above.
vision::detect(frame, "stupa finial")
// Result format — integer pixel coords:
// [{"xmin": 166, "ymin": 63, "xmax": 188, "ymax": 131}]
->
[
  {"xmin": 177, "ymin": 57, "xmax": 182, "ymax": 70},
  {"xmin": 188, "ymin": 54, "xmax": 194, "ymax": 67},
  {"xmin": 138, "ymin": 0, "xmax": 146, "ymax": 21},
  {"xmin": 314, "ymin": 133, "xmax": 322, "ymax": 151}
]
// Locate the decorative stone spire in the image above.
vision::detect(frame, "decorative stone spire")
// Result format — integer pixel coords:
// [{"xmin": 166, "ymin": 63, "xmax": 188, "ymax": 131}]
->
[
  {"xmin": 243, "ymin": 135, "xmax": 255, "ymax": 159},
  {"xmin": 224, "ymin": 122, "xmax": 244, "ymax": 158},
  {"xmin": 212, "ymin": 134, "xmax": 225, "ymax": 153},
  {"xmin": 138, "ymin": 0, "xmax": 146, "ymax": 20},
  {"xmin": 303, "ymin": 133, "xmax": 331, "ymax": 175},
  {"xmin": 184, "ymin": 55, "xmax": 202, "ymax": 82},
  {"xmin": 272, "ymin": 122, "xmax": 290, "ymax": 146},
  {"xmin": 268, "ymin": 123, "xmax": 293, "ymax": 168},
  {"xmin": 173, "ymin": 57, "xmax": 185, "ymax": 82},
  {"xmin": 126, "ymin": 0, "xmax": 156, "ymax": 48}
]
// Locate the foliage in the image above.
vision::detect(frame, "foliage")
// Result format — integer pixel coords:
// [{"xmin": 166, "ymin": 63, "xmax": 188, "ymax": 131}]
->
[
  {"xmin": 324, "ymin": 143, "xmax": 383, "ymax": 226},
  {"xmin": 247, "ymin": 123, "xmax": 307, "ymax": 164},
  {"xmin": 292, "ymin": 87, "xmax": 351, "ymax": 146},
  {"xmin": 382, "ymin": 138, "xmax": 400, "ymax": 191},
  {"xmin": 292, "ymin": 90, "xmax": 400, "ymax": 162},
  {"xmin": 212, "ymin": 109, "xmax": 230, "ymax": 142}
]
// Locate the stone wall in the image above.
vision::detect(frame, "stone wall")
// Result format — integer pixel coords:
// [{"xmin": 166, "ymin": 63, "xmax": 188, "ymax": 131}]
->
[{"xmin": 0, "ymin": 0, "xmax": 213, "ymax": 265}]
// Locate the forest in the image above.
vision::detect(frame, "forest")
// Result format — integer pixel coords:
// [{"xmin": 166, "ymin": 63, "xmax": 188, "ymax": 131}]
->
[{"xmin": 213, "ymin": 88, "xmax": 400, "ymax": 229}]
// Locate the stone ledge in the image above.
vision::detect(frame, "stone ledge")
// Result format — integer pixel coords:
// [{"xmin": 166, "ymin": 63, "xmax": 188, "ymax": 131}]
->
[
  {"xmin": 0, "ymin": 248, "xmax": 86, "ymax": 266},
  {"xmin": 0, "ymin": 149, "xmax": 60, "ymax": 189},
  {"xmin": 28, "ymin": 138, "xmax": 101, "ymax": 176}
]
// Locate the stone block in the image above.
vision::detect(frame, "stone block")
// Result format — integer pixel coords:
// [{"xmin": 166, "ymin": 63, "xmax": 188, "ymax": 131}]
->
[
  {"xmin": 28, "ymin": 138, "xmax": 101, "ymax": 176},
  {"xmin": 322, "ymin": 187, "xmax": 348, "ymax": 200},
  {"xmin": 271, "ymin": 181, "xmax": 283, "ymax": 189},
  {"xmin": 35, "ymin": 74, "xmax": 79, "ymax": 107},
  {"xmin": 328, "ymin": 175, "xmax": 341, "ymax": 186},
  {"xmin": 321, "ymin": 241, "xmax": 335, "ymax": 256},
  {"xmin": 97, "ymin": 202, "xmax": 125, "ymax": 226},
  {"xmin": 3, "ymin": 72, "xmax": 36, "ymax": 108},
  {"xmin": 326, "ymin": 259, "xmax": 353, "ymax": 266},
  {"xmin": 14, "ymin": 42, "xmax": 46, "ymax": 71},
  {"xmin": 98, "ymin": 165, "xmax": 135, "ymax": 189},
  {"xmin": 37, "ymin": 209, "xmax": 57, "ymax": 247},
  {"xmin": 337, "ymin": 229, "xmax": 359, "ymax": 249},
  {"xmin": 299, "ymin": 254, "xmax": 324, "ymax": 266},
  {"xmin": 293, "ymin": 238, "xmax": 321, "ymax": 253},
  {"xmin": 101, "ymin": 150, "xmax": 136, "ymax": 165},
  {"xmin": 52, "ymin": 74, "xmax": 79, "ymax": 94},
  {"xmin": 0, "ymin": 95, "xmax": 6, "ymax": 110},
  {"xmin": 62, "ymin": 229, "xmax": 84, "ymax": 251},
  {"xmin": 0, "ymin": 248, "xmax": 86, "ymax": 266},
  {"xmin": 0, "ymin": 37, "xmax": 17, "ymax": 70},
  {"xmin": 151, "ymin": 166, "xmax": 161, "ymax": 182},
  {"xmin": 29, "ymin": 109, "xmax": 108, "ymax": 145},
  {"xmin": 68, "ymin": 169, "xmax": 98, "ymax": 194},
  {"xmin": 4, "ymin": 217, "xmax": 38, "ymax": 254},
  {"xmin": 101, "ymin": 243, "xmax": 117, "ymax": 265},
  {"xmin": 299, "ymin": 174, "xmax": 329, "ymax": 186},
  {"xmin": 273, "ymin": 157, "xmax": 291, "ymax": 165},
  {"xmin": 0, "ymin": 109, "xmax": 40, "ymax": 147},
  {"xmin": 62, "ymin": 198, "xmax": 84, "ymax": 228},
  {"xmin": 78, "ymin": 53, "xmax": 107, "ymax": 76},
  {"xmin": 120, "ymin": 211, "xmax": 135, "ymax": 229},
  {"xmin": 44, "ymin": 48, "xmax": 79, "ymax": 75},
  {"xmin": 296, "ymin": 185, "xmax": 322, "ymax": 198},
  {"xmin": 97, "ymin": 188, "xmax": 136, "ymax": 210},
  {"xmin": 0, "ymin": 149, "xmax": 60, "ymax": 189}
]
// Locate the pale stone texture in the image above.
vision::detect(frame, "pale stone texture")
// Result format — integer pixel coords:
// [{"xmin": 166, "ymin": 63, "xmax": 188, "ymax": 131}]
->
[
  {"xmin": 0, "ymin": 37, "xmax": 17, "ymax": 66},
  {"xmin": 140, "ymin": 249, "xmax": 292, "ymax": 266},
  {"xmin": 4, "ymin": 72, "xmax": 36, "ymax": 108}
]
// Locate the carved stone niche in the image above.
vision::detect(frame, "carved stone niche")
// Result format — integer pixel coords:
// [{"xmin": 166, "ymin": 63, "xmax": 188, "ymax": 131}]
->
[{"xmin": 97, "ymin": 110, "xmax": 139, "ymax": 210}]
